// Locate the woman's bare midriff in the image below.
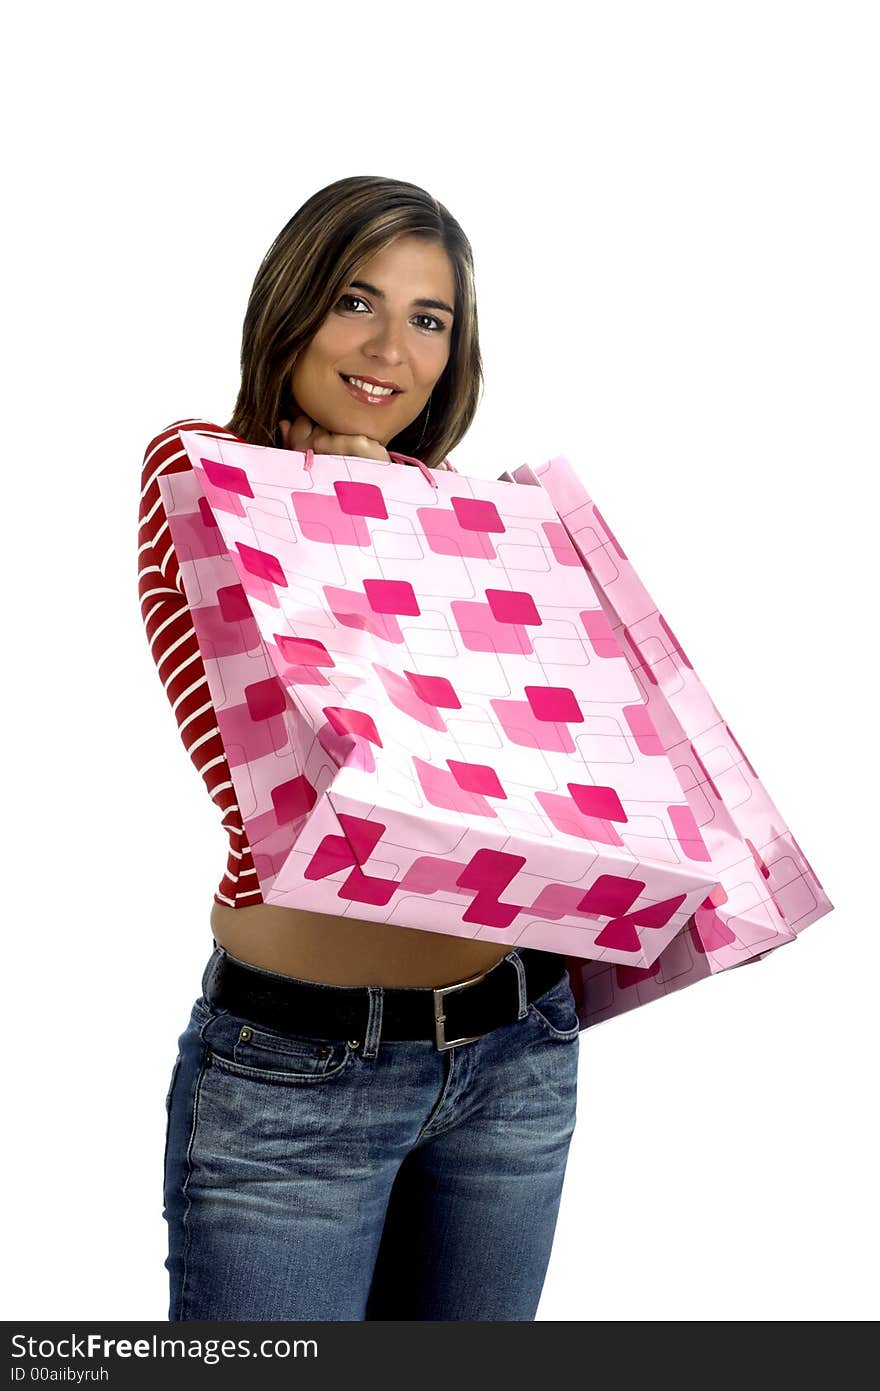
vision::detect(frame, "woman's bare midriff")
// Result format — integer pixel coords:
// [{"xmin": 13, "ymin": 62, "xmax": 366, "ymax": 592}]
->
[{"xmin": 209, "ymin": 900, "xmax": 513, "ymax": 988}]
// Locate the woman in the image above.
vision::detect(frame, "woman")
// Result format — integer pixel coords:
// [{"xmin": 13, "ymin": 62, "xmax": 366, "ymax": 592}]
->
[{"xmin": 141, "ymin": 175, "xmax": 580, "ymax": 1322}]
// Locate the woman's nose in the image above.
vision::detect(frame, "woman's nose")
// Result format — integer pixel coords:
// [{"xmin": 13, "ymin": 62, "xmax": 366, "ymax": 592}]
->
[{"xmin": 363, "ymin": 321, "xmax": 407, "ymax": 358}]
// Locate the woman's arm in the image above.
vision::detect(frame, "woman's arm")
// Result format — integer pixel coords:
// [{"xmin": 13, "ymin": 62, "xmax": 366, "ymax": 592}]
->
[{"xmin": 137, "ymin": 419, "xmax": 263, "ymax": 907}]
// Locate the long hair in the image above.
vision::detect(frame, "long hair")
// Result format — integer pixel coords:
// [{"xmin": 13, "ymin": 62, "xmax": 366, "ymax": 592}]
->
[{"xmin": 224, "ymin": 176, "xmax": 483, "ymax": 470}]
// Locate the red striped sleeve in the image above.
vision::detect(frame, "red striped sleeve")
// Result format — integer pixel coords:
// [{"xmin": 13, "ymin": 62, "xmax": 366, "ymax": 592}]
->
[{"xmin": 138, "ymin": 418, "xmax": 265, "ymax": 907}]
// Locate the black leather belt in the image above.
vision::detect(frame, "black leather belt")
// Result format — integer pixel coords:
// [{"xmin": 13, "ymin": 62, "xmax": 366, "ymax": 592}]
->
[{"xmin": 202, "ymin": 945, "xmax": 568, "ymax": 1052}]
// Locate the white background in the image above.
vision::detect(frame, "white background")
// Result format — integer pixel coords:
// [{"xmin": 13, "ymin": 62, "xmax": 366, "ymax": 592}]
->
[{"xmin": 3, "ymin": 0, "xmax": 877, "ymax": 1322}]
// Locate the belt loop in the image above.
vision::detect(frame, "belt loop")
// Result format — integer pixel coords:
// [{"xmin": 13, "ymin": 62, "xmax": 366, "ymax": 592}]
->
[
  {"xmin": 504, "ymin": 950, "xmax": 529, "ymax": 1020},
  {"xmin": 201, "ymin": 945, "xmax": 224, "ymax": 1000},
  {"xmin": 362, "ymin": 986, "xmax": 384, "ymax": 1058}
]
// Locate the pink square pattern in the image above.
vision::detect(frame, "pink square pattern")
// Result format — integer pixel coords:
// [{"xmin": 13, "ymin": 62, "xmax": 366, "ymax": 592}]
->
[
  {"xmin": 507, "ymin": 455, "xmax": 833, "ymax": 1028},
  {"xmin": 161, "ymin": 435, "xmax": 725, "ymax": 985}
]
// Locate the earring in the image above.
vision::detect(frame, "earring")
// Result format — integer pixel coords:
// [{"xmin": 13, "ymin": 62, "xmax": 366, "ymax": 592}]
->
[{"xmin": 415, "ymin": 393, "xmax": 432, "ymax": 452}]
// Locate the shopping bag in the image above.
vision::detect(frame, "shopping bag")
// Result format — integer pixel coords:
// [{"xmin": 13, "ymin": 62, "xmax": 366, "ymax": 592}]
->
[
  {"xmin": 159, "ymin": 430, "xmax": 725, "ymax": 970},
  {"xmin": 504, "ymin": 456, "xmax": 833, "ymax": 1028}
]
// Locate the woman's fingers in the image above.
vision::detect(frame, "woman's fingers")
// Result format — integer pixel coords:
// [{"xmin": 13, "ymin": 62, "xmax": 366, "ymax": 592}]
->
[
  {"xmin": 277, "ymin": 417, "xmax": 389, "ymax": 463},
  {"xmin": 314, "ymin": 431, "xmax": 390, "ymax": 462},
  {"xmin": 281, "ymin": 414, "xmax": 317, "ymax": 451}
]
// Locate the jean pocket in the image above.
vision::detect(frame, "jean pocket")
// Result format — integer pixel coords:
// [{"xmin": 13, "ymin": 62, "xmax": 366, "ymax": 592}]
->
[
  {"xmin": 206, "ymin": 1016, "xmax": 355, "ymax": 1085},
  {"xmin": 528, "ymin": 973, "xmax": 581, "ymax": 1041}
]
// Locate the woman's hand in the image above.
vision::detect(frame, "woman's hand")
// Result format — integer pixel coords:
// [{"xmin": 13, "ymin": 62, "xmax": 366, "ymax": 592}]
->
[{"xmin": 279, "ymin": 414, "xmax": 391, "ymax": 463}]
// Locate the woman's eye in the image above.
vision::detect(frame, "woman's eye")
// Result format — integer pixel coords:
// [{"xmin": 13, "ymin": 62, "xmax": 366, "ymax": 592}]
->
[{"xmin": 337, "ymin": 295, "xmax": 445, "ymax": 333}]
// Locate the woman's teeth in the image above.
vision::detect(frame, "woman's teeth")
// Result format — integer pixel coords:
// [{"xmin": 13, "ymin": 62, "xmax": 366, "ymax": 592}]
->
[{"xmin": 345, "ymin": 376, "xmax": 396, "ymax": 396}]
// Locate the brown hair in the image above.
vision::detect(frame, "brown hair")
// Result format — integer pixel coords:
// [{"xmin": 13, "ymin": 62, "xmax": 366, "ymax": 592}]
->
[{"xmin": 224, "ymin": 175, "xmax": 483, "ymax": 470}]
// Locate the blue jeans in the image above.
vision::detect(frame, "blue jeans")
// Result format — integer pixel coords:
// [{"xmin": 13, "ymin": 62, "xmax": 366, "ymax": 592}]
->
[{"xmin": 163, "ymin": 947, "xmax": 580, "ymax": 1321}]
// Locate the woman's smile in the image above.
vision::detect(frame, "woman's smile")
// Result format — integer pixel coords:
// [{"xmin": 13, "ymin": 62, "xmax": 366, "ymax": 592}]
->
[{"xmin": 340, "ymin": 373, "xmax": 404, "ymax": 406}]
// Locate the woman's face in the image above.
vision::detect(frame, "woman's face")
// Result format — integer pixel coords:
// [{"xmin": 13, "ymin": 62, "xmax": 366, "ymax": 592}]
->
[{"xmin": 289, "ymin": 234, "xmax": 456, "ymax": 446}]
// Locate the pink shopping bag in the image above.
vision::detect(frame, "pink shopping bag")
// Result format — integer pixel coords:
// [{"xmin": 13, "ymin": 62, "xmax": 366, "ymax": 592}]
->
[
  {"xmin": 504, "ymin": 456, "xmax": 833, "ymax": 1028},
  {"xmin": 159, "ymin": 431, "xmax": 725, "ymax": 974}
]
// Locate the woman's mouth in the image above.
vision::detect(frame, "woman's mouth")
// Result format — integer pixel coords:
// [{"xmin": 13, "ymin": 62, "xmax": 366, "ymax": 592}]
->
[{"xmin": 340, "ymin": 374, "xmax": 402, "ymax": 406}]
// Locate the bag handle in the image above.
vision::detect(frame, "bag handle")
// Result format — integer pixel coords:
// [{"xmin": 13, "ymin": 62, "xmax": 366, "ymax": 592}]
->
[
  {"xmin": 302, "ymin": 446, "xmax": 448, "ymax": 489},
  {"xmin": 387, "ymin": 449, "xmax": 438, "ymax": 487}
]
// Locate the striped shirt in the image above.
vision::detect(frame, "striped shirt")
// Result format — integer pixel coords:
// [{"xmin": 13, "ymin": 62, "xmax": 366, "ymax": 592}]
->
[{"xmin": 138, "ymin": 418, "xmax": 264, "ymax": 907}]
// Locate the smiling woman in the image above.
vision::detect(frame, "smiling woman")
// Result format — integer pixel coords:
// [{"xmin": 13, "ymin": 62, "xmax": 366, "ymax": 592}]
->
[
  {"xmin": 141, "ymin": 178, "xmax": 488, "ymax": 983},
  {"xmin": 281, "ymin": 234, "xmax": 459, "ymax": 461},
  {"xmin": 144, "ymin": 174, "xmax": 579, "ymax": 1324},
  {"xmin": 222, "ymin": 176, "xmax": 483, "ymax": 471}
]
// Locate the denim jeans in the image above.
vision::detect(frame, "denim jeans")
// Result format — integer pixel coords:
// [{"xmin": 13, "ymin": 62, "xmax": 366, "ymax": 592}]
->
[{"xmin": 163, "ymin": 946, "xmax": 580, "ymax": 1321}]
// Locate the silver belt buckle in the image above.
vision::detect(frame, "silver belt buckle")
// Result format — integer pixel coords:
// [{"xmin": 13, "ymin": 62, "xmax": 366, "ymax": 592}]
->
[{"xmin": 432, "ymin": 967, "xmax": 492, "ymax": 1051}]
